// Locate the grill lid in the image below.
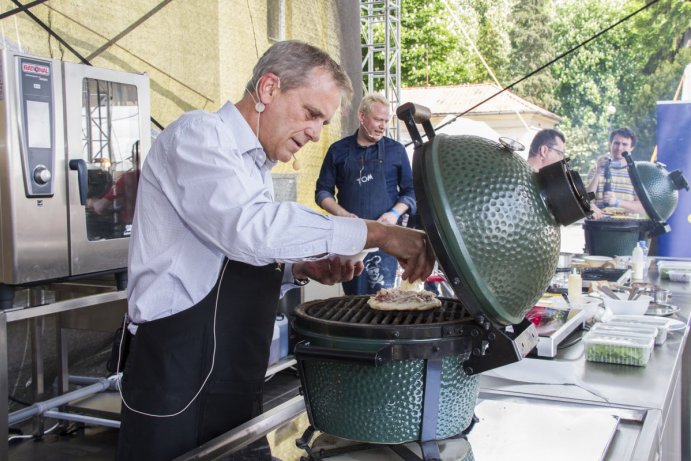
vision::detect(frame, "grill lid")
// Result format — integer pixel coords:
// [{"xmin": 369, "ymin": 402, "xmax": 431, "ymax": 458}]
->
[
  {"xmin": 398, "ymin": 102, "xmax": 591, "ymax": 326},
  {"xmin": 622, "ymin": 153, "xmax": 688, "ymax": 237}
]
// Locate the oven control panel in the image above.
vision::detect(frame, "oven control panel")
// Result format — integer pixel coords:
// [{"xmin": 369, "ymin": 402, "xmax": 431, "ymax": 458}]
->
[{"xmin": 18, "ymin": 56, "xmax": 55, "ymax": 197}]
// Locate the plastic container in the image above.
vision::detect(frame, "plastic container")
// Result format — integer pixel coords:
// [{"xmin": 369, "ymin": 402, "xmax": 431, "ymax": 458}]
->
[
  {"xmin": 608, "ymin": 314, "xmax": 670, "ymax": 345},
  {"xmin": 567, "ymin": 269, "xmax": 582, "ymax": 304},
  {"xmin": 638, "ymin": 240, "xmax": 649, "ymax": 269},
  {"xmin": 657, "ymin": 261, "xmax": 691, "ymax": 279},
  {"xmin": 583, "ymin": 330, "xmax": 654, "ymax": 366},
  {"xmin": 276, "ymin": 314, "xmax": 289, "ymax": 359},
  {"xmin": 631, "ymin": 244, "xmax": 645, "ymax": 280},
  {"xmin": 668, "ymin": 271, "xmax": 691, "ymax": 283},
  {"xmin": 590, "ymin": 322, "xmax": 658, "ymax": 345},
  {"xmin": 268, "ymin": 323, "xmax": 280, "ymax": 366}
]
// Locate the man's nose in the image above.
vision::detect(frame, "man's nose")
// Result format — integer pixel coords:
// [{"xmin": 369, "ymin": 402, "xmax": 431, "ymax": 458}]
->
[{"xmin": 306, "ymin": 124, "xmax": 320, "ymax": 142}]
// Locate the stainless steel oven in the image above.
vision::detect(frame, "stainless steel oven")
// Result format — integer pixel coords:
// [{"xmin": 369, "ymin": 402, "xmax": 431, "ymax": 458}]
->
[{"xmin": 0, "ymin": 48, "xmax": 151, "ymax": 308}]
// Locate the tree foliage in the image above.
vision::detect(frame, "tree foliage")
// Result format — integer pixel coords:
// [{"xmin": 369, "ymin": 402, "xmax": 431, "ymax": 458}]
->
[
  {"xmin": 506, "ymin": 0, "xmax": 560, "ymax": 112},
  {"xmin": 398, "ymin": 0, "xmax": 473, "ymax": 86},
  {"xmin": 382, "ymin": 0, "xmax": 691, "ymax": 170}
]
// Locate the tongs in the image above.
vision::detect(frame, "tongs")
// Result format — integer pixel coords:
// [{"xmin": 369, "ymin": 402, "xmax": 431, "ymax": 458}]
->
[
  {"xmin": 597, "ymin": 286, "xmax": 620, "ymax": 300},
  {"xmin": 627, "ymin": 287, "xmax": 640, "ymax": 300}
]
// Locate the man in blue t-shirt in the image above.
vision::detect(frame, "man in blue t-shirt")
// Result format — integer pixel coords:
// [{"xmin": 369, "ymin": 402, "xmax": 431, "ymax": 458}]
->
[{"xmin": 315, "ymin": 93, "xmax": 416, "ymax": 295}]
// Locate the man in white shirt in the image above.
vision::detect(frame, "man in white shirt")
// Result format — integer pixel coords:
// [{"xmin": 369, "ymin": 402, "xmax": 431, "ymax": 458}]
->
[{"xmin": 116, "ymin": 40, "xmax": 434, "ymax": 461}]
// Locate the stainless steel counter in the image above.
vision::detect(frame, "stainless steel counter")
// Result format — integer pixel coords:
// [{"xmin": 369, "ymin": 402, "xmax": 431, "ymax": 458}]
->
[
  {"xmin": 175, "ymin": 259, "xmax": 691, "ymax": 460},
  {"xmin": 480, "ymin": 258, "xmax": 691, "ymax": 460}
]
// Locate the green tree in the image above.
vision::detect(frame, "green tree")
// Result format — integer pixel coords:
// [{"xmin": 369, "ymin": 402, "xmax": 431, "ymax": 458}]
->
[
  {"xmin": 618, "ymin": 0, "xmax": 691, "ymax": 160},
  {"xmin": 506, "ymin": 0, "xmax": 560, "ymax": 112},
  {"xmin": 471, "ymin": 0, "xmax": 513, "ymax": 84},
  {"xmin": 399, "ymin": 0, "xmax": 473, "ymax": 86},
  {"xmin": 552, "ymin": 0, "xmax": 691, "ymax": 170}
]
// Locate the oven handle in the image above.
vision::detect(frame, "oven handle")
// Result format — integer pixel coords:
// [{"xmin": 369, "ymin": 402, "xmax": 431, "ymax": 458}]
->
[{"xmin": 69, "ymin": 159, "xmax": 88, "ymax": 206}]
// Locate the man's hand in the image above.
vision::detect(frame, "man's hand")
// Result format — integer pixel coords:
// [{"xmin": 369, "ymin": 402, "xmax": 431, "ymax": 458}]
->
[
  {"xmin": 590, "ymin": 203, "xmax": 605, "ymax": 220},
  {"xmin": 320, "ymin": 197, "xmax": 358, "ymax": 218},
  {"xmin": 376, "ymin": 211, "xmax": 399, "ymax": 225},
  {"xmin": 596, "ymin": 156, "xmax": 610, "ymax": 172},
  {"xmin": 364, "ymin": 221, "xmax": 435, "ymax": 283},
  {"xmin": 293, "ymin": 259, "xmax": 364, "ymax": 286},
  {"xmin": 604, "ymin": 191, "xmax": 617, "ymax": 206}
]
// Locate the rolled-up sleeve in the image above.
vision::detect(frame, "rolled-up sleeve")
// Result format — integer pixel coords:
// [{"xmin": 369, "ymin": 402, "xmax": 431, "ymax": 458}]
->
[
  {"xmin": 315, "ymin": 146, "xmax": 337, "ymax": 208},
  {"xmin": 394, "ymin": 144, "xmax": 416, "ymax": 215}
]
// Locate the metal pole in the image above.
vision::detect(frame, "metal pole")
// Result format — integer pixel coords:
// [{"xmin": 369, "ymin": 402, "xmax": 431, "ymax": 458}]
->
[
  {"xmin": 173, "ymin": 395, "xmax": 306, "ymax": 461},
  {"xmin": 0, "ymin": 312, "xmax": 9, "ymax": 461},
  {"xmin": 43, "ymin": 409, "xmax": 120, "ymax": 429},
  {"xmin": 8, "ymin": 378, "xmax": 113, "ymax": 426}
]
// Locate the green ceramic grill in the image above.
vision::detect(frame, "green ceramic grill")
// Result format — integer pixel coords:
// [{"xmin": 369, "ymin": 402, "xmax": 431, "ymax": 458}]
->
[
  {"xmin": 583, "ymin": 155, "xmax": 688, "ymax": 257},
  {"xmin": 292, "ymin": 295, "xmax": 536, "ymax": 449},
  {"xmin": 400, "ymin": 102, "xmax": 592, "ymax": 326},
  {"xmin": 292, "ymin": 103, "xmax": 593, "ymax": 456}
]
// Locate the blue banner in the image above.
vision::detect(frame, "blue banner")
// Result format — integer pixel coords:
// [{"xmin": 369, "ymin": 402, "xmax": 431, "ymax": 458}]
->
[{"xmin": 656, "ymin": 101, "xmax": 691, "ymax": 257}]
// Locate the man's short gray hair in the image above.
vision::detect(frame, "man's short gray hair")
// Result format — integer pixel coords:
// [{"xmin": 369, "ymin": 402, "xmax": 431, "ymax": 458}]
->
[
  {"xmin": 358, "ymin": 93, "xmax": 389, "ymax": 114},
  {"xmin": 246, "ymin": 40, "xmax": 353, "ymax": 110}
]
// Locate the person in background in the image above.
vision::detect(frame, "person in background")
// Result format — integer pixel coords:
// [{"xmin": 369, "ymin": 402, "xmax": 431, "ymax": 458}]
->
[
  {"xmin": 528, "ymin": 128, "xmax": 604, "ymax": 219},
  {"xmin": 315, "ymin": 93, "xmax": 416, "ymax": 295},
  {"xmin": 88, "ymin": 169, "xmax": 139, "ymax": 224},
  {"xmin": 526, "ymin": 128, "xmax": 566, "ymax": 172},
  {"xmin": 117, "ymin": 41, "xmax": 434, "ymax": 461},
  {"xmin": 586, "ymin": 127, "xmax": 645, "ymax": 217}
]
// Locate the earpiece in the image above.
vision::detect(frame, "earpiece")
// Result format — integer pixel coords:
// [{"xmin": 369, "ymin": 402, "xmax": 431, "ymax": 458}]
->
[
  {"xmin": 292, "ymin": 154, "xmax": 301, "ymax": 171},
  {"xmin": 360, "ymin": 122, "xmax": 375, "ymax": 141},
  {"xmin": 255, "ymin": 102, "xmax": 265, "ymax": 113}
]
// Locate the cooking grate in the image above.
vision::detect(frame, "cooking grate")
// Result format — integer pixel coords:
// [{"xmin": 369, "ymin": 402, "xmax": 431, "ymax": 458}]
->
[
  {"xmin": 293, "ymin": 296, "xmax": 477, "ymax": 341},
  {"xmin": 301, "ymin": 296, "xmax": 472, "ymax": 325}
]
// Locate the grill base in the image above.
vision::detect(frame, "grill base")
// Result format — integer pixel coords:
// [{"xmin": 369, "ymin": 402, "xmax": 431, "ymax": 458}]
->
[{"xmin": 297, "ymin": 425, "xmax": 475, "ymax": 461}]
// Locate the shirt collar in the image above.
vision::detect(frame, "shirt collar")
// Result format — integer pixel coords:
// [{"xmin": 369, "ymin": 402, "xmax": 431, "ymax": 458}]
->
[
  {"xmin": 352, "ymin": 130, "xmax": 381, "ymax": 150},
  {"xmin": 218, "ymin": 101, "xmax": 277, "ymax": 171}
]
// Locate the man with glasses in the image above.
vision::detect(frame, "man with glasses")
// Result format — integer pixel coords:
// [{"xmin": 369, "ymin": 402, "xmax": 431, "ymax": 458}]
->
[
  {"xmin": 527, "ymin": 128, "xmax": 566, "ymax": 172},
  {"xmin": 528, "ymin": 128, "xmax": 605, "ymax": 219}
]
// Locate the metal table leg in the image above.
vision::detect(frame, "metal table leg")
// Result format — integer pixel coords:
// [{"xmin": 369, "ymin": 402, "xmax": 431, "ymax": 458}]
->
[{"xmin": 1, "ymin": 312, "xmax": 9, "ymax": 461}]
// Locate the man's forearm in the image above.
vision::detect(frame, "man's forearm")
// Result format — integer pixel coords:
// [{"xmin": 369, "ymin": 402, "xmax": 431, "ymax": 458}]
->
[
  {"xmin": 585, "ymin": 174, "xmax": 599, "ymax": 193},
  {"xmin": 320, "ymin": 197, "xmax": 355, "ymax": 217}
]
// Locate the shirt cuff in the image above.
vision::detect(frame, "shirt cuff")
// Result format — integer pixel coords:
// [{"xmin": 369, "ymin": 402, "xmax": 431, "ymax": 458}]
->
[
  {"xmin": 315, "ymin": 191, "xmax": 335, "ymax": 207},
  {"xmin": 330, "ymin": 216, "xmax": 367, "ymax": 255}
]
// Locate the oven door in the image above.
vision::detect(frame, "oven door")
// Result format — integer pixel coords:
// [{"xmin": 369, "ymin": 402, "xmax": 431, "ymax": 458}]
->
[{"xmin": 63, "ymin": 62, "xmax": 150, "ymax": 276}]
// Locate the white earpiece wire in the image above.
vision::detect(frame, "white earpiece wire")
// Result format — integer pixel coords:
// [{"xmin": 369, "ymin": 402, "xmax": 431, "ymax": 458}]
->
[{"xmin": 115, "ymin": 260, "xmax": 229, "ymax": 418}]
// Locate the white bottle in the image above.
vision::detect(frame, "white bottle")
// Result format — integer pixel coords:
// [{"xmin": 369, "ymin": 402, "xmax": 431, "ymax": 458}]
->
[
  {"xmin": 631, "ymin": 244, "xmax": 645, "ymax": 280},
  {"xmin": 568, "ymin": 268, "xmax": 583, "ymax": 305}
]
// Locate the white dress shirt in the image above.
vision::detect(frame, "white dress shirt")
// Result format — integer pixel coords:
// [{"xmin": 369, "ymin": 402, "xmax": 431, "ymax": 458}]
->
[{"xmin": 127, "ymin": 102, "xmax": 366, "ymax": 328}]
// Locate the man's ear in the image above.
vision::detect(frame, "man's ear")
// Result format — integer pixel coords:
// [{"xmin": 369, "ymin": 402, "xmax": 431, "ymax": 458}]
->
[
  {"xmin": 539, "ymin": 145, "xmax": 549, "ymax": 159},
  {"xmin": 258, "ymin": 73, "xmax": 281, "ymax": 104},
  {"xmin": 357, "ymin": 110, "xmax": 365, "ymax": 125}
]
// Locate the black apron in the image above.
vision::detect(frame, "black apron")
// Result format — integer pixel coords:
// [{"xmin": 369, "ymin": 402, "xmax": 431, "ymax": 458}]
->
[{"xmin": 116, "ymin": 260, "xmax": 283, "ymax": 461}]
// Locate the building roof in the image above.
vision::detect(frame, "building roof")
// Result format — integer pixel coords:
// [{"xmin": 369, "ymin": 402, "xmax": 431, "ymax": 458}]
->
[{"xmin": 401, "ymin": 83, "xmax": 561, "ymax": 121}]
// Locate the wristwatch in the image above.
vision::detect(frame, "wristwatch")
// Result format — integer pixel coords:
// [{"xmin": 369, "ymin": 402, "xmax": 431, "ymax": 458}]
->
[{"xmin": 293, "ymin": 277, "xmax": 310, "ymax": 287}]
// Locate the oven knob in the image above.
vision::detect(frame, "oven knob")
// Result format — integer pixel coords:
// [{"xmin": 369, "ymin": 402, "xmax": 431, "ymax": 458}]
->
[{"xmin": 33, "ymin": 165, "xmax": 52, "ymax": 185}]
